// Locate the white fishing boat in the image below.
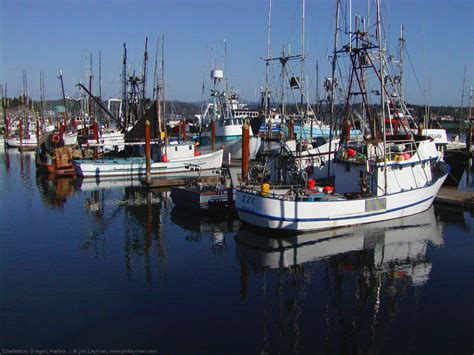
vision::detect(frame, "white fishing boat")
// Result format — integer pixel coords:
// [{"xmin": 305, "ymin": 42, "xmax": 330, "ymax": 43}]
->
[
  {"xmin": 235, "ymin": 0, "xmax": 450, "ymax": 232},
  {"xmin": 6, "ymin": 136, "xmax": 38, "ymax": 149},
  {"xmin": 200, "ymin": 115, "xmax": 261, "ymax": 160},
  {"xmin": 74, "ymin": 141, "xmax": 223, "ymax": 178},
  {"xmin": 198, "ymin": 70, "xmax": 261, "ymax": 160},
  {"xmin": 7, "ymin": 130, "xmax": 77, "ymax": 148},
  {"xmin": 85, "ymin": 129, "xmax": 125, "ymax": 152}
]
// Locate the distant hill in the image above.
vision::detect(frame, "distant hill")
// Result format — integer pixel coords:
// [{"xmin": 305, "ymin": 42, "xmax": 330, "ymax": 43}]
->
[{"xmin": 2, "ymin": 96, "xmax": 469, "ymax": 121}]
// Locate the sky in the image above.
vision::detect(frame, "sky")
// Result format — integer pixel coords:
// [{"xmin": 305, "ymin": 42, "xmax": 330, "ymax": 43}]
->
[{"xmin": 1, "ymin": 0, "xmax": 473, "ymax": 106}]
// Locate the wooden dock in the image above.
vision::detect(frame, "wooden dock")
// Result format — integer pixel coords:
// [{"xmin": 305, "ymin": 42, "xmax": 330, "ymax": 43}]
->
[
  {"xmin": 144, "ymin": 175, "xmax": 222, "ymax": 189},
  {"xmin": 435, "ymin": 187, "xmax": 474, "ymax": 210}
]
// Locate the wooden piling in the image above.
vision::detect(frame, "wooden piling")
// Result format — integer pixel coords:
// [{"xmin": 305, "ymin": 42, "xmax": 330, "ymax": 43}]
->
[
  {"xmin": 93, "ymin": 120, "xmax": 99, "ymax": 158},
  {"xmin": 19, "ymin": 119, "xmax": 23, "ymax": 150},
  {"xmin": 242, "ymin": 121, "xmax": 250, "ymax": 181},
  {"xmin": 145, "ymin": 120, "xmax": 151, "ymax": 182},
  {"xmin": 182, "ymin": 119, "xmax": 187, "ymax": 141},
  {"xmin": 288, "ymin": 118, "xmax": 294, "ymax": 139},
  {"xmin": 211, "ymin": 119, "xmax": 216, "ymax": 151},
  {"xmin": 5, "ymin": 116, "xmax": 9, "ymax": 140},
  {"xmin": 93, "ymin": 120, "xmax": 99, "ymax": 142},
  {"xmin": 36, "ymin": 120, "xmax": 40, "ymax": 147}
]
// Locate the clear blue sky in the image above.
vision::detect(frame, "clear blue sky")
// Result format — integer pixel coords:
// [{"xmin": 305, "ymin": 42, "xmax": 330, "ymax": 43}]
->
[{"xmin": 1, "ymin": 0, "xmax": 473, "ymax": 106}]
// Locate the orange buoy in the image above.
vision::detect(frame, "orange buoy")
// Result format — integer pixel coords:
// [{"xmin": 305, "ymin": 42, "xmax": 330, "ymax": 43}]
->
[{"xmin": 402, "ymin": 152, "xmax": 411, "ymax": 161}]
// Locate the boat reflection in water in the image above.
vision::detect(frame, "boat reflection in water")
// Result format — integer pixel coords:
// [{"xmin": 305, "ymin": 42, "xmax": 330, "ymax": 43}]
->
[
  {"xmin": 171, "ymin": 207, "xmax": 240, "ymax": 255},
  {"xmin": 36, "ymin": 174, "xmax": 80, "ymax": 208},
  {"xmin": 236, "ymin": 207, "xmax": 442, "ymax": 284},
  {"xmin": 235, "ymin": 207, "xmax": 444, "ymax": 353}
]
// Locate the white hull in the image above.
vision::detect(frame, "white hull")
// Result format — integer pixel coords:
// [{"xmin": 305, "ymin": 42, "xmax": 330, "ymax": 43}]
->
[
  {"xmin": 86, "ymin": 131, "xmax": 125, "ymax": 152},
  {"xmin": 236, "ymin": 162, "xmax": 448, "ymax": 232},
  {"xmin": 6, "ymin": 137, "xmax": 37, "ymax": 148},
  {"xmin": 222, "ymin": 136, "xmax": 261, "ymax": 160},
  {"xmin": 74, "ymin": 149, "xmax": 224, "ymax": 178}
]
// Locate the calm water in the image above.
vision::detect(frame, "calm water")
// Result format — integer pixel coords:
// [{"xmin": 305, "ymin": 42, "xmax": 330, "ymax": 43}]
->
[{"xmin": 1, "ymin": 150, "xmax": 473, "ymax": 354}]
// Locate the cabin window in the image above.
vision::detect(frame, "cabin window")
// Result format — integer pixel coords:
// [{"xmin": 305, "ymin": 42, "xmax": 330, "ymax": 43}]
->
[
  {"xmin": 175, "ymin": 147, "xmax": 178, "ymax": 151},
  {"xmin": 189, "ymin": 145, "xmax": 192, "ymax": 150},
  {"xmin": 225, "ymin": 120, "xmax": 233, "ymax": 126}
]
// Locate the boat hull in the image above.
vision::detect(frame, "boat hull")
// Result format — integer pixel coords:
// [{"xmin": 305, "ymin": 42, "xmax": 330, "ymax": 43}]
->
[
  {"xmin": 235, "ymin": 162, "xmax": 449, "ymax": 232},
  {"xmin": 74, "ymin": 149, "xmax": 224, "ymax": 178}
]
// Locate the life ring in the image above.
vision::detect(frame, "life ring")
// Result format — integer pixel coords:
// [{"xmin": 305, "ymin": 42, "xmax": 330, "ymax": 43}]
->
[{"xmin": 51, "ymin": 134, "xmax": 61, "ymax": 144}]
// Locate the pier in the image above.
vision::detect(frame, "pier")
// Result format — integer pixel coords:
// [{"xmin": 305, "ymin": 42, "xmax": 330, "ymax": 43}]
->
[{"xmin": 435, "ymin": 187, "xmax": 474, "ymax": 211}]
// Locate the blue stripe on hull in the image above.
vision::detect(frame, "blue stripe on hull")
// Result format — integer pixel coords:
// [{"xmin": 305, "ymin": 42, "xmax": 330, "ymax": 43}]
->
[{"xmin": 236, "ymin": 195, "xmax": 434, "ymax": 222}]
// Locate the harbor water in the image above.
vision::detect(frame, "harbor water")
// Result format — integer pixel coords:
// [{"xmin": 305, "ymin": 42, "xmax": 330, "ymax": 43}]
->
[{"xmin": 1, "ymin": 149, "xmax": 473, "ymax": 354}]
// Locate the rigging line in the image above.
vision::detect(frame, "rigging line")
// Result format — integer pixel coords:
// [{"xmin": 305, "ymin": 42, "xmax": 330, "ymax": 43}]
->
[
  {"xmin": 405, "ymin": 45, "xmax": 426, "ymax": 104},
  {"xmin": 285, "ymin": 1, "xmax": 301, "ymax": 49}
]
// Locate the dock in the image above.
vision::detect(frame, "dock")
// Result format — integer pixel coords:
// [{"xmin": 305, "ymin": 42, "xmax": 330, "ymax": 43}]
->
[
  {"xmin": 435, "ymin": 187, "xmax": 474, "ymax": 210},
  {"xmin": 144, "ymin": 175, "xmax": 223, "ymax": 189}
]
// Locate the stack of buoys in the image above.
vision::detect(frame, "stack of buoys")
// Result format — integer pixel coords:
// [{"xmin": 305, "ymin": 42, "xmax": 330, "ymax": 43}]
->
[
  {"xmin": 323, "ymin": 185, "xmax": 334, "ymax": 194},
  {"xmin": 161, "ymin": 154, "xmax": 168, "ymax": 163},
  {"xmin": 394, "ymin": 153, "xmax": 411, "ymax": 162}
]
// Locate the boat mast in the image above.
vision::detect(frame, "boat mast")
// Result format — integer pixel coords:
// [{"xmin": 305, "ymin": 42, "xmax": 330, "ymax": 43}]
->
[
  {"xmin": 459, "ymin": 65, "xmax": 467, "ymax": 121},
  {"xmin": 58, "ymin": 69, "xmax": 69, "ymax": 122},
  {"xmin": 263, "ymin": 0, "xmax": 272, "ymax": 147},
  {"xmin": 398, "ymin": 24, "xmax": 405, "ymax": 104},
  {"xmin": 300, "ymin": 0, "xmax": 305, "ymax": 110},
  {"xmin": 122, "ymin": 43, "xmax": 128, "ymax": 129},
  {"xmin": 99, "ymin": 50, "xmax": 103, "ymax": 123},
  {"xmin": 89, "ymin": 53, "xmax": 93, "ymax": 120},
  {"xmin": 315, "ymin": 60, "xmax": 319, "ymax": 114},
  {"xmin": 39, "ymin": 70, "xmax": 44, "ymax": 118},
  {"xmin": 142, "ymin": 37, "xmax": 149, "ymax": 117},
  {"xmin": 376, "ymin": 0, "xmax": 388, "ymax": 195},
  {"xmin": 327, "ymin": 0, "xmax": 340, "ymax": 177},
  {"xmin": 161, "ymin": 34, "xmax": 166, "ymax": 134},
  {"xmin": 152, "ymin": 37, "xmax": 159, "ymax": 102}
]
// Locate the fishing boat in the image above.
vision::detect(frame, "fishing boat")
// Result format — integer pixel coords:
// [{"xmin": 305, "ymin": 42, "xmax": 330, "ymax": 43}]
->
[
  {"xmin": 198, "ymin": 70, "xmax": 261, "ymax": 160},
  {"xmin": 74, "ymin": 141, "xmax": 224, "ymax": 178},
  {"xmin": 35, "ymin": 132, "xmax": 79, "ymax": 175},
  {"xmin": 170, "ymin": 167, "xmax": 240, "ymax": 211},
  {"xmin": 235, "ymin": 0, "xmax": 449, "ymax": 232}
]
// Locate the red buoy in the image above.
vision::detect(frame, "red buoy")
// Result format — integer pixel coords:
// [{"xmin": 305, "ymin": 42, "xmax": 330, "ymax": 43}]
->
[
  {"xmin": 347, "ymin": 148, "xmax": 356, "ymax": 157},
  {"xmin": 161, "ymin": 154, "xmax": 168, "ymax": 163},
  {"xmin": 323, "ymin": 185, "xmax": 334, "ymax": 194},
  {"xmin": 307, "ymin": 179, "xmax": 316, "ymax": 189}
]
